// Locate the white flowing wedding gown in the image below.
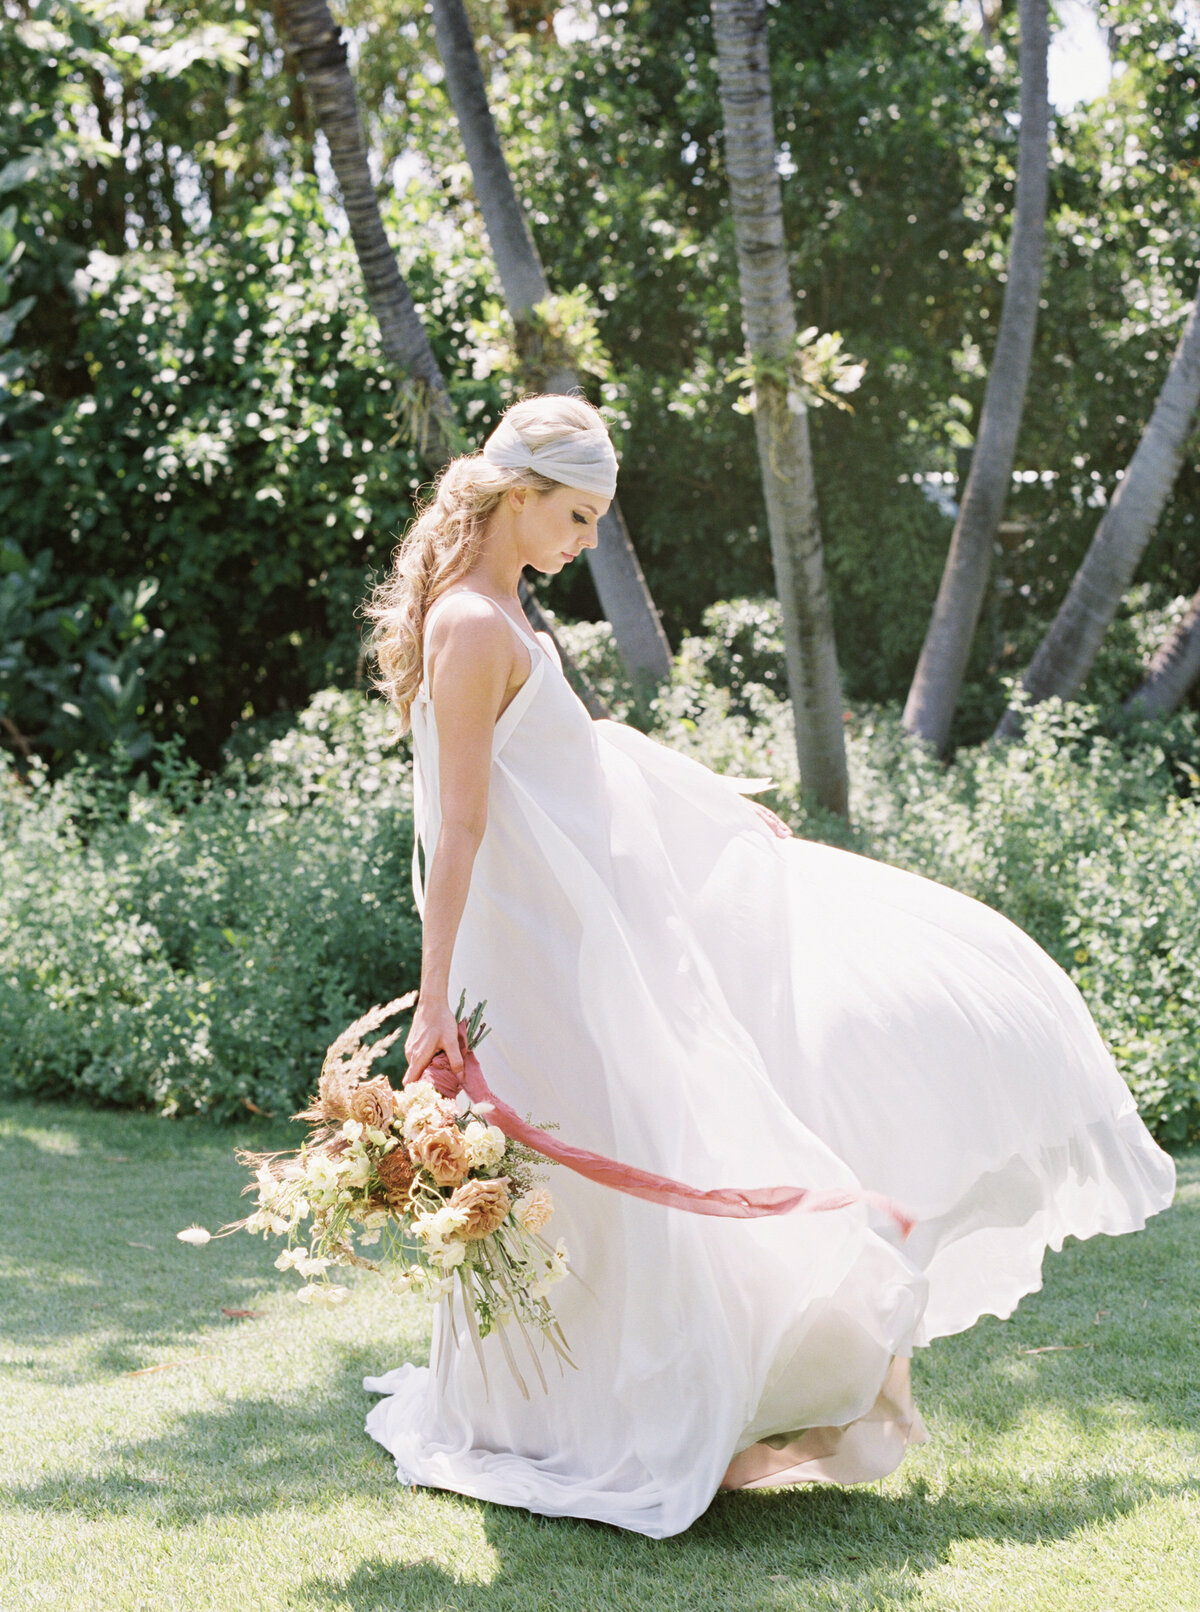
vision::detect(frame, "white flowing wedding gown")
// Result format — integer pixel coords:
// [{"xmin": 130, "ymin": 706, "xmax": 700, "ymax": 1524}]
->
[{"xmin": 363, "ymin": 590, "xmax": 1176, "ymax": 1539}]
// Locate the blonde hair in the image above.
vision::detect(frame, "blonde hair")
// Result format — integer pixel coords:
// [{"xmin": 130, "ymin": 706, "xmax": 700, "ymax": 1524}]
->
[{"xmin": 366, "ymin": 393, "xmax": 609, "ymax": 732}]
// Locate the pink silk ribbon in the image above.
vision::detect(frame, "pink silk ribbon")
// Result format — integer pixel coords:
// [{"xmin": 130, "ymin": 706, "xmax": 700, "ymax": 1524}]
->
[{"xmin": 406, "ymin": 1022, "xmax": 915, "ymax": 1239}]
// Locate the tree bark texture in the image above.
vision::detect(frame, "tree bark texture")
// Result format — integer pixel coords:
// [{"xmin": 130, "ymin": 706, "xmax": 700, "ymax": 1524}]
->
[
  {"xmin": 431, "ymin": 0, "xmax": 672, "ymax": 685},
  {"xmin": 1125, "ymin": 586, "xmax": 1200, "ymax": 718},
  {"xmin": 710, "ymin": 0, "xmax": 849, "ymax": 817},
  {"xmin": 902, "ymin": 0, "xmax": 1049, "ymax": 753},
  {"xmin": 997, "ymin": 274, "xmax": 1200, "ymax": 736},
  {"xmin": 275, "ymin": 0, "xmax": 607, "ymax": 704},
  {"xmin": 277, "ymin": 0, "xmax": 459, "ymax": 468}
]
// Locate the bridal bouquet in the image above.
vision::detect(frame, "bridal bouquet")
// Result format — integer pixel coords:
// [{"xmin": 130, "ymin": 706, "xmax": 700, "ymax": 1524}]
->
[{"xmin": 182, "ymin": 992, "xmax": 572, "ymax": 1391}]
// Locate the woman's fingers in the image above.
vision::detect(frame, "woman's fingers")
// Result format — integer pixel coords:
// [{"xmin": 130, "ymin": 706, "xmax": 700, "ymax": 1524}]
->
[
  {"xmin": 751, "ymin": 801, "xmax": 793, "ymax": 838},
  {"xmin": 402, "ymin": 1040, "xmax": 462, "ymax": 1090},
  {"xmin": 402, "ymin": 1040, "xmax": 432, "ymax": 1086},
  {"xmin": 402, "ymin": 1009, "xmax": 466, "ymax": 1088}
]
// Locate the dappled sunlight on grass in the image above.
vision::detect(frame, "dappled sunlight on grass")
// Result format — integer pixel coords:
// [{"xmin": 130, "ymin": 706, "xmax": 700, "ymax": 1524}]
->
[
  {"xmin": 0, "ymin": 1115, "xmax": 83, "ymax": 1155},
  {"xmin": 2, "ymin": 1097, "xmax": 1197, "ymax": 1610}
]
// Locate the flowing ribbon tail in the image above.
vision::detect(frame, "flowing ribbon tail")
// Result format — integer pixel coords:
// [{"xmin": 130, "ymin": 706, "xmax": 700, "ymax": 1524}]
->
[{"xmin": 412, "ymin": 1028, "xmax": 915, "ymax": 1241}]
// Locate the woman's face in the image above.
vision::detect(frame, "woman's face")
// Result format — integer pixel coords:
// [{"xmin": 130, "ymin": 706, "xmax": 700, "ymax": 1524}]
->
[{"xmin": 510, "ymin": 483, "xmax": 611, "ymax": 574}]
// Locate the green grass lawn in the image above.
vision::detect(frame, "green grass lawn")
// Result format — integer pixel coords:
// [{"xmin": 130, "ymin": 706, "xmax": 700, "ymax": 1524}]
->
[{"xmin": 1, "ymin": 1097, "xmax": 1197, "ymax": 1612}]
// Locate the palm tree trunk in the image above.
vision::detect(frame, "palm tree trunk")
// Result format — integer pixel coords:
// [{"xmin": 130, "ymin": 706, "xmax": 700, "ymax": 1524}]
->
[
  {"xmin": 1125, "ymin": 586, "xmax": 1200, "ymax": 718},
  {"xmin": 710, "ymin": 0, "xmax": 849, "ymax": 817},
  {"xmin": 273, "ymin": 0, "xmax": 605, "ymax": 703},
  {"xmin": 429, "ymin": 0, "xmax": 672, "ymax": 687},
  {"xmin": 996, "ymin": 275, "xmax": 1200, "ymax": 736},
  {"xmin": 277, "ymin": 0, "xmax": 459, "ymax": 467},
  {"xmin": 902, "ymin": 0, "xmax": 1049, "ymax": 753}
]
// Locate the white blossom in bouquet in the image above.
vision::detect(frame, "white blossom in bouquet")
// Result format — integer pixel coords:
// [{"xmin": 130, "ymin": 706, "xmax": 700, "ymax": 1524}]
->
[
  {"xmin": 462, "ymin": 1120, "xmax": 506, "ymax": 1171},
  {"xmin": 296, "ymin": 1283, "xmax": 350, "ymax": 1307}
]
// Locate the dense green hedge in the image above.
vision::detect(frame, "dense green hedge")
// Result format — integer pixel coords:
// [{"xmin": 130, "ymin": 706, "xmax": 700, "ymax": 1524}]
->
[
  {"xmin": 0, "ymin": 182, "xmax": 505, "ymax": 768},
  {"xmin": 0, "ymin": 691, "xmax": 420, "ymax": 1119},
  {"xmin": 3, "ymin": 605, "xmax": 1197, "ymax": 1141}
]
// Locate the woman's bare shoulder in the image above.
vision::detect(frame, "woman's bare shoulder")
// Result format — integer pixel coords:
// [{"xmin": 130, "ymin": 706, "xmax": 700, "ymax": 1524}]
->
[
  {"xmin": 425, "ymin": 591, "xmax": 521, "ymax": 699},
  {"xmin": 427, "ymin": 591, "xmax": 514, "ymax": 650}
]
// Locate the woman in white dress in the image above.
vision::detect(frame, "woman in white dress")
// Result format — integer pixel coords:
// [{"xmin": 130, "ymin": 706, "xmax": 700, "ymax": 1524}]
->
[{"xmin": 361, "ymin": 394, "xmax": 1176, "ymax": 1539}]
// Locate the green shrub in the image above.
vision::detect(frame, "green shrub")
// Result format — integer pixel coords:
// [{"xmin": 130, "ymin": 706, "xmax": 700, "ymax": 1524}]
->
[
  {"xmin": 0, "ymin": 181, "xmax": 505, "ymax": 768},
  {"xmin": 0, "ymin": 538, "xmax": 162, "ymax": 763},
  {"xmin": 4, "ymin": 616, "xmax": 1198, "ymax": 1142},
  {"xmin": 0, "ymin": 691, "xmax": 420, "ymax": 1118}
]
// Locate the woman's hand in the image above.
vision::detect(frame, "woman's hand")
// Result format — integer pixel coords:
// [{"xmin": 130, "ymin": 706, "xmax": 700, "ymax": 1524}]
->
[
  {"xmin": 750, "ymin": 800, "xmax": 794, "ymax": 839},
  {"xmin": 403, "ymin": 995, "xmax": 465, "ymax": 1087}
]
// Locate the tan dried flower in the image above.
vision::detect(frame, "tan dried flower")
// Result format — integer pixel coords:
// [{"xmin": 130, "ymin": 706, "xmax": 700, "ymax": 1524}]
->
[
  {"xmin": 319, "ymin": 1066, "xmax": 355, "ymax": 1121},
  {"xmin": 449, "ymin": 1177, "xmax": 512, "ymax": 1240},
  {"xmin": 296, "ymin": 994, "xmax": 414, "ymax": 1123},
  {"xmin": 350, "ymin": 1075, "xmax": 396, "ymax": 1132},
  {"xmin": 375, "ymin": 1148, "xmax": 417, "ymax": 1206},
  {"xmin": 410, "ymin": 1124, "xmax": 471, "ymax": 1188}
]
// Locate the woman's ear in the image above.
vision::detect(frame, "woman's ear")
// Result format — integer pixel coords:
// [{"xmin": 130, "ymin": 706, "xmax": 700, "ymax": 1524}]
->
[{"xmin": 507, "ymin": 484, "xmax": 531, "ymax": 513}]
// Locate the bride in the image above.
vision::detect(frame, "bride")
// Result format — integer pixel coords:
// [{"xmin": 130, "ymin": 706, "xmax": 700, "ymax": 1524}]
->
[{"xmin": 360, "ymin": 393, "xmax": 1176, "ymax": 1539}]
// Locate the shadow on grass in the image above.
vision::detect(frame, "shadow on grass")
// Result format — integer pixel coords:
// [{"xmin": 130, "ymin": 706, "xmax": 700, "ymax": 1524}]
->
[
  {"xmin": 0, "ymin": 1096, "xmax": 298, "ymax": 1362},
  {"xmin": 5, "ymin": 1098, "xmax": 1198, "ymax": 1609},
  {"xmin": 1, "ymin": 1337, "xmax": 413, "ymax": 1524},
  {"xmin": 4, "ymin": 1358, "xmax": 1197, "ymax": 1610},
  {"xmin": 289, "ymin": 1469, "xmax": 1200, "ymax": 1612}
]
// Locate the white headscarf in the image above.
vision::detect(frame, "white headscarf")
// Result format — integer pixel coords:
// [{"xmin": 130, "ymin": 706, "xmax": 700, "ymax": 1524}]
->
[{"xmin": 480, "ymin": 417, "xmax": 618, "ymax": 499}]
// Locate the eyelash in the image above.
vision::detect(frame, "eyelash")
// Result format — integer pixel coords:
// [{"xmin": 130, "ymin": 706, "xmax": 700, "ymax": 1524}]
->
[{"xmin": 573, "ymin": 512, "xmax": 589, "ymax": 524}]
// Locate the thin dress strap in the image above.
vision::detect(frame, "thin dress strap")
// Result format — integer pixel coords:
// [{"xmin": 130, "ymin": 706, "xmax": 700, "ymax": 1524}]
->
[{"xmin": 420, "ymin": 590, "xmax": 543, "ymax": 692}]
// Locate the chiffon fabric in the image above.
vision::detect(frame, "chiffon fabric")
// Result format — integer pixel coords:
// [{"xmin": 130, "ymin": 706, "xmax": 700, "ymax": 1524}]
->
[{"xmin": 363, "ymin": 589, "xmax": 1176, "ymax": 1539}]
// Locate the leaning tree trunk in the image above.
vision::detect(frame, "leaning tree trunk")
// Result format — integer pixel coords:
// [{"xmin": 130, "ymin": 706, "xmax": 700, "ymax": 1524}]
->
[
  {"xmin": 710, "ymin": 0, "xmax": 849, "ymax": 817},
  {"xmin": 1125, "ymin": 586, "xmax": 1200, "ymax": 718},
  {"xmin": 430, "ymin": 0, "xmax": 672, "ymax": 688},
  {"xmin": 277, "ymin": 0, "xmax": 459, "ymax": 468},
  {"xmin": 276, "ymin": 0, "xmax": 610, "ymax": 714},
  {"xmin": 996, "ymin": 275, "xmax": 1200, "ymax": 736},
  {"xmin": 902, "ymin": 0, "xmax": 1049, "ymax": 753}
]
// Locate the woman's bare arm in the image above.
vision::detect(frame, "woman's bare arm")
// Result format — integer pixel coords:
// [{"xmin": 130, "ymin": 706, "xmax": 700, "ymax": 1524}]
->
[{"xmin": 404, "ymin": 599, "xmax": 524, "ymax": 1081}]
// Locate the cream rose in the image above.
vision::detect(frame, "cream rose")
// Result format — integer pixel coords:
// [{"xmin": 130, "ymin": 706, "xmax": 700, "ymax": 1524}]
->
[
  {"xmin": 410, "ymin": 1123, "xmax": 471, "ymax": 1187},
  {"xmin": 513, "ymin": 1187, "xmax": 554, "ymax": 1233},
  {"xmin": 402, "ymin": 1090, "xmax": 457, "ymax": 1143}
]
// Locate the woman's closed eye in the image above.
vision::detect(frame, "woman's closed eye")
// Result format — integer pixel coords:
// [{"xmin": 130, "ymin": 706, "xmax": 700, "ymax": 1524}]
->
[{"xmin": 573, "ymin": 512, "xmax": 590, "ymax": 525}]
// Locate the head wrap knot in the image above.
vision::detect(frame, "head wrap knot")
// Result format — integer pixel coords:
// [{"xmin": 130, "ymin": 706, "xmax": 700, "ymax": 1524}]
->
[{"xmin": 480, "ymin": 417, "xmax": 618, "ymax": 500}]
